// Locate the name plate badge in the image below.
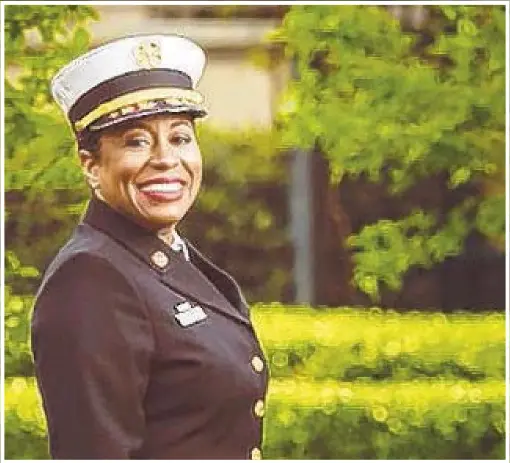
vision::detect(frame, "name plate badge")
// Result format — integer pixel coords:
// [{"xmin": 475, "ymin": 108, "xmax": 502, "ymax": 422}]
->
[{"xmin": 174, "ymin": 301, "xmax": 207, "ymax": 327}]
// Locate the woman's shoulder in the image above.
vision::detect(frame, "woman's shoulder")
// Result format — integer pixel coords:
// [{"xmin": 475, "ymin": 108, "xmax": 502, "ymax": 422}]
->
[{"xmin": 38, "ymin": 223, "xmax": 135, "ymax": 292}]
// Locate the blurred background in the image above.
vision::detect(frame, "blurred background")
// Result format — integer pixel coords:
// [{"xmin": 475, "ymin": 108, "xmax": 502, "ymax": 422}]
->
[{"xmin": 4, "ymin": 4, "xmax": 507, "ymax": 460}]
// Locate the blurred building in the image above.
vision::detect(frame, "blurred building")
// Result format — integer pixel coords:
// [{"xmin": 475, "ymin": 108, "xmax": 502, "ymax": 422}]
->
[{"xmin": 91, "ymin": 5, "xmax": 289, "ymax": 129}]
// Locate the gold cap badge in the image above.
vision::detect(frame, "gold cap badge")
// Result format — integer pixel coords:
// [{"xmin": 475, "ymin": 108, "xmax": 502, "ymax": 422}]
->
[
  {"xmin": 151, "ymin": 250, "xmax": 169, "ymax": 268},
  {"xmin": 133, "ymin": 40, "xmax": 162, "ymax": 69}
]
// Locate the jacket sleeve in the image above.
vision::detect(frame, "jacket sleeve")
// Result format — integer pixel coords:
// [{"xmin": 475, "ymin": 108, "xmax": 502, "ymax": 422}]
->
[{"xmin": 31, "ymin": 252, "xmax": 154, "ymax": 459}]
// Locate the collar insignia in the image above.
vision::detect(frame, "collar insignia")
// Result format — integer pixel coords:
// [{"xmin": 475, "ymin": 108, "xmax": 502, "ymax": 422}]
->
[{"xmin": 151, "ymin": 250, "xmax": 169, "ymax": 269}]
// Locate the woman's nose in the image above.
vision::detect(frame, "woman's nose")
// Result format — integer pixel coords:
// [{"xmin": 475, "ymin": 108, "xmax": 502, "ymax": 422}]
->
[{"xmin": 150, "ymin": 140, "xmax": 180, "ymax": 167}]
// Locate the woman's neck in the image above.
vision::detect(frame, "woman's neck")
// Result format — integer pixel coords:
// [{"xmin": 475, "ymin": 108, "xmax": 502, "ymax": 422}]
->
[{"xmin": 157, "ymin": 227, "xmax": 175, "ymax": 246}]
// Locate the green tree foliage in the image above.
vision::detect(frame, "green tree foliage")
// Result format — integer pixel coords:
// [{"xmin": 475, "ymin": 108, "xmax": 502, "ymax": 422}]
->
[
  {"xmin": 184, "ymin": 125, "xmax": 291, "ymax": 302},
  {"xmin": 4, "ymin": 6, "xmax": 99, "ymax": 379},
  {"xmin": 4, "ymin": 4, "xmax": 99, "ymax": 284},
  {"xmin": 5, "ymin": 5, "xmax": 99, "ymax": 190},
  {"xmin": 272, "ymin": 5, "xmax": 505, "ymax": 299},
  {"xmin": 5, "ymin": 252, "xmax": 40, "ymax": 377}
]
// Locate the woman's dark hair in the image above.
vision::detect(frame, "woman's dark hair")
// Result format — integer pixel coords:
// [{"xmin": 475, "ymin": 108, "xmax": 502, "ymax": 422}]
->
[
  {"xmin": 77, "ymin": 129, "xmax": 101, "ymax": 155},
  {"xmin": 76, "ymin": 128, "xmax": 104, "ymax": 160}
]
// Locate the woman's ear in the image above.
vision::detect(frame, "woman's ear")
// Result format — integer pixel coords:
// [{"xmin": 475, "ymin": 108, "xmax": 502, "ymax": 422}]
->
[{"xmin": 79, "ymin": 149, "xmax": 101, "ymax": 191}]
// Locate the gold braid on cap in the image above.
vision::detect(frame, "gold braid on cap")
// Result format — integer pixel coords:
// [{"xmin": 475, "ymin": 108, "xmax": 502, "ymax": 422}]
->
[{"xmin": 74, "ymin": 87, "xmax": 204, "ymax": 131}]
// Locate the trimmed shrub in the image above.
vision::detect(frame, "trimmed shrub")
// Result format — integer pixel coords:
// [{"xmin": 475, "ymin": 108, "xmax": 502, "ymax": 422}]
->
[
  {"xmin": 4, "ymin": 305, "xmax": 505, "ymax": 459},
  {"xmin": 4, "ymin": 377, "xmax": 505, "ymax": 460},
  {"xmin": 5, "ymin": 378, "xmax": 48, "ymax": 459},
  {"xmin": 253, "ymin": 304, "xmax": 505, "ymax": 381},
  {"xmin": 263, "ymin": 379, "xmax": 505, "ymax": 459}
]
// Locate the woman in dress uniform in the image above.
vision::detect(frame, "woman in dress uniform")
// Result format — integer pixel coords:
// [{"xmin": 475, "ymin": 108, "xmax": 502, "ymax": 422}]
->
[{"xmin": 31, "ymin": 34, "xmax": 268, "ymax": 460}]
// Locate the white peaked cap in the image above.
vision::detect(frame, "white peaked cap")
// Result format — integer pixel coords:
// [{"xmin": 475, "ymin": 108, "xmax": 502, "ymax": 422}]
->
[{"xmin": 51, "ymin": 34, "xmax": 207, "ymax": 132}]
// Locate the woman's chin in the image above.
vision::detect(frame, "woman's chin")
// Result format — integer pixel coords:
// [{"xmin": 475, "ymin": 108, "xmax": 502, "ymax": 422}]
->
[
  {"xmin": 132, "ymin": 191, "xmax": 189, "ymax": 228},
  {"xmin": 137, "ymin": 204, "xmax": 187, "ymax": 229}
]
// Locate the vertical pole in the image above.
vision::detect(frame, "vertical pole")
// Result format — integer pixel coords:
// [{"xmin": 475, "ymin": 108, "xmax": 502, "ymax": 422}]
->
[
  {"xmin": 289, "ymin": 147, "xmax": 315, "ymax": 305},
  {"xmin": 288, "ymin": 56, "xmax": 315, "ymax": 306}
]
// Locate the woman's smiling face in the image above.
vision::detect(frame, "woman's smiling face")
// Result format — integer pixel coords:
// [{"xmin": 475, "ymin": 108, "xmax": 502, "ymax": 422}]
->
[{"xmin": 81, "ymin": 114, "xmax": 202, "ymax": 232}]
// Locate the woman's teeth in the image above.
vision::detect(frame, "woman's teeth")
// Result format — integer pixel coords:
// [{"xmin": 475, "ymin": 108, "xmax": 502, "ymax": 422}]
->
[{"xmin": 140, "ymin": 183, "xmax": 182, "ymax": 193}]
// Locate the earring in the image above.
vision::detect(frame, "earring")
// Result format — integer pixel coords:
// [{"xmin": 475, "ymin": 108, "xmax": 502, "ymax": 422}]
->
[{"xmin": 90, "ymin": 183, "xmax": 105, "ymax": 201}]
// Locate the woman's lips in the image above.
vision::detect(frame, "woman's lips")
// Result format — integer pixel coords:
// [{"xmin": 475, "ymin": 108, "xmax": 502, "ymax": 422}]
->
[{"xmin": 138, "ymin": 179, "xmax": 185, "ymax": 202}]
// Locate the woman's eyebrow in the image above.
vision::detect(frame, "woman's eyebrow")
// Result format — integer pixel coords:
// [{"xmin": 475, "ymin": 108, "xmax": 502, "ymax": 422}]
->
[
  {"xmin": 122, "ymin": 119, "xmax": 192, "ymax": 133},
  {"xmin": 110, "ymin": 122, "xmax": 146, "ymax": 135},
  {"xmin": 110, "ymin": 119, "xmax": 193, "ymax": 139},
  {"xmin": 168, "ymin": 120, "xmax": 193, "ymax": 129}
]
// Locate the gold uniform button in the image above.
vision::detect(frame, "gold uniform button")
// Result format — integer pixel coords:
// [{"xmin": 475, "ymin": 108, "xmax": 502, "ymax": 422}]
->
[
  {"xmin": 254, "ymin": 399, "xmax": 265, "ymax": 418},
  {"xmin": 251, "ymin": 355, "xmax": 264, "ymax": 373},
  {"xmin": 250, "ymin": 447, "xmax": 262, "ymax": 460}
]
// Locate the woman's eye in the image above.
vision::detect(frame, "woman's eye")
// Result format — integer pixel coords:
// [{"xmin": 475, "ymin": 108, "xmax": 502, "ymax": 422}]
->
[
  {"xmin": 171, "ymin": 134, "xmax": 192, "ymax": 146},
  {"xmin": 125, "ymin": 137, "xmax": 151, "ymax": 148}
]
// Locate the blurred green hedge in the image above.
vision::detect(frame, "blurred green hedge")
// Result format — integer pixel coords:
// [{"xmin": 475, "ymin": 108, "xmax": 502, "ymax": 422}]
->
[
  {"xmin": 4, "ymin": 376, "xmax": 506, "ymax": 459},
  {"xmin": 5, "ymin": 378, "xmax": 48, "ymax": 460},
  {"xmin": 4, "ymin": 305, "xmax": 506, "ymax": 459},
  {"xmin": 264, "ymin": 379, "xmax": 505, "ymax": 459},
  {"xmin": 253, "ymin": 305, "xmax": 505, "ymax": 381}
]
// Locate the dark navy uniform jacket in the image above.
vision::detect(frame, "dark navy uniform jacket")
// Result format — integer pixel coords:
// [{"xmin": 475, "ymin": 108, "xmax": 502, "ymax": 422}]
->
[{"xmin": 31, "ymin": 198, "xmax": 269, "ymax": 459}]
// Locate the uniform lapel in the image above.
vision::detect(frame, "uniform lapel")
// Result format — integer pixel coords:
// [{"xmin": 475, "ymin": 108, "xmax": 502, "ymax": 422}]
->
[
  {"xmin": 82, "ymin": 198, "xmax": 250, "ymax": 326},
  {"xmin": 186, "ymin": 242, "xmax": 250, "ymax": 318},
  {"xmin": 158, "ymin": 252, "xmax": 250, "ymax": 326}
]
